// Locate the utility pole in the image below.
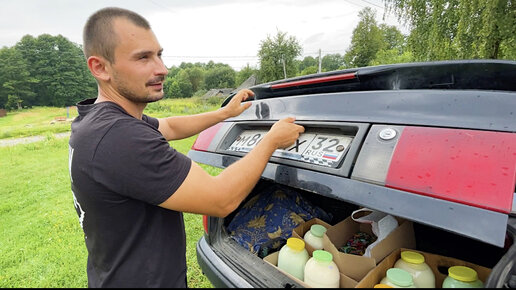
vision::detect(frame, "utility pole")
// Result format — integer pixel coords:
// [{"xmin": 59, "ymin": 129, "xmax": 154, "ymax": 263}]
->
[
  {"xmin": 318, "ymin": 49, "xmax": 322, "ymax": 73},
  {"xmin": 282, "ymin": 57, "xmax": 287, "ymax": 79}
]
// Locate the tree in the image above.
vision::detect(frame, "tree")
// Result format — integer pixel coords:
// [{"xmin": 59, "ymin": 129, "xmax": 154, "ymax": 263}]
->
[
  {"xmin": 258, "ymin": 30, "xmax": 302, "ymax": 82},
  {"xmin": 15, "ymin": 34, "xmax": 96, "ymax": 107},
  {"xmin": 383, "ymin": 0, "xmax": 516, "ymax": 60},
  {"xmin": 204, "ymin": 65, "xmax": 236, "ymax": 89},
  {"xmin": 321, "ymin": 54, "xmax": 346, "ymax": 71},
  {"xmin": 344, "ymin": 7, "xmax": 385, "ymax": 68},
  {"xmin": 184, "ymin": 67, "xmax": 204, "ymax": 93},
  {"xmin": 298, "ymin": 66, "xmax": 318, "ymax": 76},
  {"xmin": 236, "ymin": 64, "xmax": 259, "ymax": 86},
  {"xmin": 298, "ymin": 56, "xmax": 318, "ymax": 72},
  {"xmin": 370, "ymin": 24, "xmax": 411, "ymax": 66},
  {"xmin": 0, "ymin": 47, "xmax": 37, "ymax": 109}
]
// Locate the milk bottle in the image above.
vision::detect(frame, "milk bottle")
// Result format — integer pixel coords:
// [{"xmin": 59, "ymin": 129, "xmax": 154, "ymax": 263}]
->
[
  {"xmin": 303, "ymin": 224, "xmax": 327, "ymax": 250},
  {"xmin": 442, "ymin": 266, "xmax": 484, "ymax": 288},
  {"xmin": 304, "ymin": 250, "xmax": 340, "ymax": 288},
  {"xmin": 393, "ymin": 250, "xmax": 435, "ymax": 288},
  {"xmin": 277, "ymin": 237, "xmax": 309, "ymax": 281},
  {"xmin": 380, "ymin": 268, "xmax": 416, "ymax": 288}
]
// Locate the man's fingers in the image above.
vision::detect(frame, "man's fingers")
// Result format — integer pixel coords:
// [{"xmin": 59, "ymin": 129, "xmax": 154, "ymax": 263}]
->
[{"xmin": 236, "ymin": 89, "xmax": 254, "ymax": 102}]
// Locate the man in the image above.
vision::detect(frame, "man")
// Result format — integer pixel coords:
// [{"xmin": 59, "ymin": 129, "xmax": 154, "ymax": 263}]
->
[{"xmin": 69, "ymin": 7, "xmax": 304, "ymax": 288}]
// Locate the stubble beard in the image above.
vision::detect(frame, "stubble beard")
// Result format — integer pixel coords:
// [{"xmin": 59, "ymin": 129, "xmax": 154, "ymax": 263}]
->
[{"xmin": 113, "ymin": 72, "xmax": 164, "ymax": 104}]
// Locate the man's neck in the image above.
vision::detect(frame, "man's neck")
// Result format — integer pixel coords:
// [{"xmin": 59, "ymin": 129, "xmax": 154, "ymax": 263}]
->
[{"xmin": 95, "ymin": 86, "xmax": 146, "ymax": 120}]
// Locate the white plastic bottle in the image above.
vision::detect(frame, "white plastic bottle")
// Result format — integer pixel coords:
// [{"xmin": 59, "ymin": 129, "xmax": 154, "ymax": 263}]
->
[
  {"xmin": 380, "ymin": 268, "xmax": 416, "ymax": 288},
  {"xmin": 442, "ymin": 266, "xmax": 484, "ymax": 288},
  {"xmin": 304, "ymin": 250, "xmax": 340, "ymax": 288},
  {"xmin": 393, "ymin": 250, "xmax": 436, "ymax": 288},
  {"xmin": 277, "ymin": 237, "xmax": 309, "ymax": 281},
  {"xmin": 303, "ymin": 224, "xmax": 327, "ymax": 250}
]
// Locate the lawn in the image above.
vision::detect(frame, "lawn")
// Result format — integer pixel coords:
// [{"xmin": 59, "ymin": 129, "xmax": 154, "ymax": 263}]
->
[{"xmin": 0, "ymin": 98, "xmax": 223, "ymax": 288}]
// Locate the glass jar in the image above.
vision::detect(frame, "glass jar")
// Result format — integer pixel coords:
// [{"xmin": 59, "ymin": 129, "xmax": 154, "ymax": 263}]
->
[
  {"xmin": 277, "ymin": 237, "xmax": 309, "ymax": 281},
  {"xmin": 442, "ymin": 266, "xmax": 484, "ymax": 288},
  {"xmin": 380, "ymin": 268, "xmax": 416, "ymax": 288},
  {"xmin": 303, "ymin": 224, "xmax": 327, "ymax": 250},
  {"xmin": 304, "ymin": 250, "xmax": 340, "ymax": 288},
  {"xmin": 393, "ymin": 250, "xmax": 435, "ymax": 288}
]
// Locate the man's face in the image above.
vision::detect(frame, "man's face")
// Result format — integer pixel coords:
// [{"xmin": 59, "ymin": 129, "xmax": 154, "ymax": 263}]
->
[{"xmin": 108, "ymin": 18, "xmax": 168, "ymax": 103}]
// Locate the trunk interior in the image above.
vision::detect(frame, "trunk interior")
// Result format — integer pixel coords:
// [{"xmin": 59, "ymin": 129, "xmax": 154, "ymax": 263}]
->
[{"xmin": 213, "ymin": 178, "xmax": 511, "ymax": 287}]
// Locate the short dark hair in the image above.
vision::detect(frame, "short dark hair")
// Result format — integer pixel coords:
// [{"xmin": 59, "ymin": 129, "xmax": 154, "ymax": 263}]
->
[{"xmin": 83, "ymin": 7, "xmax": 151, "ymax": 63}]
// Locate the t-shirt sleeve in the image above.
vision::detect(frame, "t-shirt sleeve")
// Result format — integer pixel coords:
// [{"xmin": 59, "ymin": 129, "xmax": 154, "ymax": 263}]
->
[
  {"xmin": 142, "ymin": 114, "xmax": 159, "ymax": 129},
  {"xmin": 92, "ymin": 119, "xmax": 192, "ymax": 205}
]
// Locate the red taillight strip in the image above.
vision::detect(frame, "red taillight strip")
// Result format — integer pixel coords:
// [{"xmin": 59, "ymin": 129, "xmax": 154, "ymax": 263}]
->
[
  {"xmin": 191, "ymin": 122, "xmax": 223, "ymax": 152},
  {"xmin": 202, "ymin": 215, "xmax": 208, "ymax": 234},
  {"xmin": 270, "ymin": 72, "xmax": 357, "ymax": 89}
]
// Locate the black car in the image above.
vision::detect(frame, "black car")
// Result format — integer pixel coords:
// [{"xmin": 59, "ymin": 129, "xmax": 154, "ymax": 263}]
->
[{"xmin": 187, "ymin": 60, "xmax": 516, "ymax": 288}]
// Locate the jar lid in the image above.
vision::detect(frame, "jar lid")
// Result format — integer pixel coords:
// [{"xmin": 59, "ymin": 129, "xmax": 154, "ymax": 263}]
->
[
  {"xmin": 448, "ymin": 266, "xmax": 478, "ymax": 282},
  {"xmin": 313, "ymin": 250, "xmax": 333, "ymax": 263},
  {"xmin": 374, "ymin": 284, "xmax": 394, "ymax": 288},
  {"xmin": 286, "ymin": 237, "xmax": 305, "ymax": 251},
  {"xmin": 386, "ymin": 268, "xmax": 414, "ymax": 287},
  {"xmin": 310, "ymin": 224, "xmax": 327, "ymax": 237},
  {"xmin": 400, "ymin": 250, "xmax": 425, "ymax": 264}
]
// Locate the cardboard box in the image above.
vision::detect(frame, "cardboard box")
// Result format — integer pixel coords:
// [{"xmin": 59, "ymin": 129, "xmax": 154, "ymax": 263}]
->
[
  {"xmin": 324, "ymin": 216, "xmax": 416, "ymax": 281},
  {"xmin": 355, "ymin": 248, "xmax": 492, "ymax": 288},
  {"xmin": 263, "ymin": 251, "xmax": 358, "ymax": 288},
  {"xmin": 292, "ymin": 218, "xmax": 332, "ymax": 255}
]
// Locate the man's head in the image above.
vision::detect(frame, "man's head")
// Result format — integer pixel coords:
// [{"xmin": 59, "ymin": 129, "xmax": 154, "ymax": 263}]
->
[
  {"xmin": 83, "ymin": 7, "xmax": 168, "ymax": 103},
  {"xmin": 83, "ymin": 7, "xmax": 150, "ymax": 63}
]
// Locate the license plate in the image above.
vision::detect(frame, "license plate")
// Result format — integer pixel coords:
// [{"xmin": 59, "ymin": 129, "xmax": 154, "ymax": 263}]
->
[{"xmin": 228, "ymin": 130, "xmax": 353, "ymax": 167}]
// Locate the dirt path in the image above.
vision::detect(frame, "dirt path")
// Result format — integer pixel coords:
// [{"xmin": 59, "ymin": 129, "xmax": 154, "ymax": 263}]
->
[{"xmin": 0, "ymin": 132, "xmax": 71, "ymax": 147}]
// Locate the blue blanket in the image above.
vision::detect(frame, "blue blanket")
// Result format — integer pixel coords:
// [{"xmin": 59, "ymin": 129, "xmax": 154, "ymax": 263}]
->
[{"xmin": 227, "ymin": 184, "xmax": 332, "ymax": 258}]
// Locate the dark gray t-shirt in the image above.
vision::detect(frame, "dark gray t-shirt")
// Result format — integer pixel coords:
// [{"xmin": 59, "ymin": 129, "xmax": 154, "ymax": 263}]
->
[{"xmin": 69, "ymin": 98, "xmax": 192, "ymax": 287}]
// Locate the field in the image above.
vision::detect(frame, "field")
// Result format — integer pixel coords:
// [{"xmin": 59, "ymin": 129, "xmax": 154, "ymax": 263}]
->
[{"xmin": 0, "ymin": 98, "xmax": 223, "ymax": 288}]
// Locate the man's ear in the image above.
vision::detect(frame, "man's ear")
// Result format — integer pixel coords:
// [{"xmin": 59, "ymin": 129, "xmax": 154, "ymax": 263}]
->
[{"xmin": 87, "ymin": 56, "xmax": 111, "ymax": 82}]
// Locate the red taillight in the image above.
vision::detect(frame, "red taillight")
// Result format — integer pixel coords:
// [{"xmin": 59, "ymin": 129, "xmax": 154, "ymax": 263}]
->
[
  {"xmin": 385, "ymin": 127, "xmax": 516, "ymax": 213},
  {"xmin": 202, "ymin": 215, "xmax": 208, "ymax": 234},
  {"xmin": 270, "ymin": 72, "xmax": 357, "ymax": 89},
  {"xmin": 191, "ymin": 123, "xmax": 223, "ymax": 152}
]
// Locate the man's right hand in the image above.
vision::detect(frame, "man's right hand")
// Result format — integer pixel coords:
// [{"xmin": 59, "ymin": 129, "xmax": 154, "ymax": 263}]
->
[
  {"xmin": 159, "ymin": 116, "xmax": 305, "ymax": 218},
  {"xmin": 263, "ymin": 117, "xmax": 305, "ymax": 150}
]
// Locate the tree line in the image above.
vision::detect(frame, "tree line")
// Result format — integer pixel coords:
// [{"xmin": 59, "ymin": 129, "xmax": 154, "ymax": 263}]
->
[{"xmin": 0, "ymin": 0, "xmax": 514, "ymax": 110}]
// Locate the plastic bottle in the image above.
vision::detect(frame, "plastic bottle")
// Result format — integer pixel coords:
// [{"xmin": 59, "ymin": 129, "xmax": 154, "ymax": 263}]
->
[
  {"xmin": 380, "ymin": 268, "xmax": 416, "ymax": 288},
  {"xmin": 304, "ymin": 250, "xmax": 340, "ymax": 288},
  {"xmin": 393, "ymin": 250, "xmax": 436, "ymax": 288},
  {"xmin": 303, "ymin": 224, "xmax": 327, "ymax": 250},
  {"xmin": 442, "ymin": 266, "xmax": 484, "ymax": 288},
  {"xmin": 277, "ymin": 237, "xmax": 309, "ymax": 281},
  {"xmin": 374, "ymin": 284, "xmax": 394, "ymax": 288}
]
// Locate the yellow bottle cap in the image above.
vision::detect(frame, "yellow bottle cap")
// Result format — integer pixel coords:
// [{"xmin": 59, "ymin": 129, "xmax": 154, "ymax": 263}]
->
[
  {"xmin": 448, "ymin": 266, "xmax": 478, "ymax": 282},
  {"xmin": 400, "ymin": 250, "xmax": 425, "ymax": 264},
  {"xmin": 374, "ymin": 284, "xmax": 393, "ymax": 288},
  {"xmin": 286, "ymin": 237, "xmax": 305, "ymax": 251}
]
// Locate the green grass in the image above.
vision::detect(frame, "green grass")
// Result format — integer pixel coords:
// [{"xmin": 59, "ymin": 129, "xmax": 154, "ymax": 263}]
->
[
  {"xmin": 0, "ymin": 99, "xmax": 225, "ymax": 288},
  {"xmin": 0, "ymin": 107, "xmax": 78, "ymax": 139}
]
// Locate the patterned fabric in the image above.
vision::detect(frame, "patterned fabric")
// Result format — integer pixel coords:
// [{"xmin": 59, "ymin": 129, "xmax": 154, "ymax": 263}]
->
[
  {"xmin": 227, "ymin": 184, "xmax": 332, "ymax": 258},
  {"xmin": 338, "ymin": 231, "xmax": 377, "ymax": 256}
]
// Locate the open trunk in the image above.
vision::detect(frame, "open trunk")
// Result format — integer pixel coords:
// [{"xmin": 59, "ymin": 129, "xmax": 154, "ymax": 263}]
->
[{"xmin": 201, "ymin": 178, "xmax": 512, "ymax": 288}]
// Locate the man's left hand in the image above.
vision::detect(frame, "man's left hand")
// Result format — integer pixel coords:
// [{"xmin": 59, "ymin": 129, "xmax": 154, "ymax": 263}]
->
[{"xmin": 222, "ymin": 89, "xmax": 254, "ymax": 118}]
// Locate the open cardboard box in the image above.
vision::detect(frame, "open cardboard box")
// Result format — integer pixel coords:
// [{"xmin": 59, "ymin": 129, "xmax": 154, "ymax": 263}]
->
[
  {"xmin": 355, "ymin": 248, "xmax": 492, "ymax": 288},
  {"xmin": 292, "ymin": 218, "xmax": 332, "ymax": 255},
  {"xmin": 263, "ymin": 250, "xmax": 358, "ymax": 288},
  {"xmin": 323, "ymin": 216, "xmax": 416, "ymax": 282}
]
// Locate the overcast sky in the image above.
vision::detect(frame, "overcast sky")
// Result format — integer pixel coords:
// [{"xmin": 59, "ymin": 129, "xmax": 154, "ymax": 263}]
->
[{"xmin": 0, "ymin": 0, "xmax": 407, "ymax": 70}]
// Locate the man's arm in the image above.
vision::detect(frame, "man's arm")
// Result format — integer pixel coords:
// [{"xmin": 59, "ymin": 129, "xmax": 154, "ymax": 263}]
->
[
  {"xmin": 157, "ymin": 89, "xmax": 253, "ymax": 141},
  {"xmin": 159, "ymin": 117, "xmax": 305, "ymax": 217}
]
